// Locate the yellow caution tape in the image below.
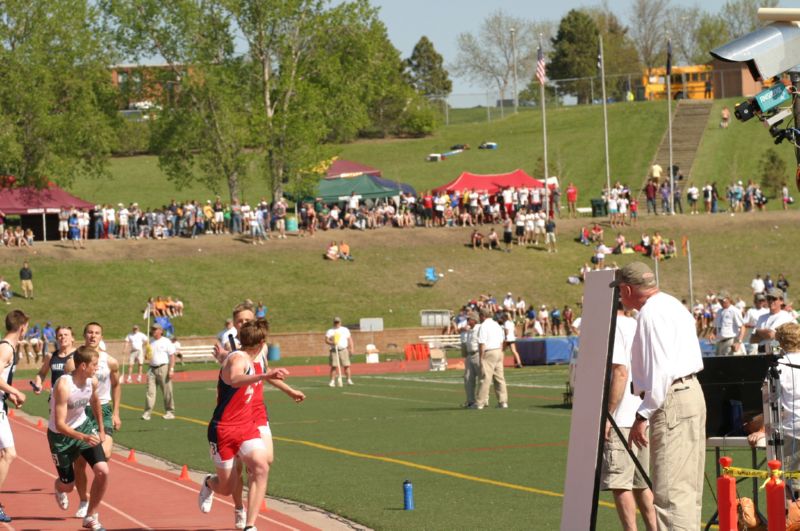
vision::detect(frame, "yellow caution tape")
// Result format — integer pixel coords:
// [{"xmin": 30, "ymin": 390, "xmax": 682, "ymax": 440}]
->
[{"xmin": 723, "ymin": 466, "xmax": 800, "ymax": 480}]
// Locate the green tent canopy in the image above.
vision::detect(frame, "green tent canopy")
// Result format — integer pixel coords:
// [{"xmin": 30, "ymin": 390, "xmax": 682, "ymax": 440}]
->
[{"xmin": 316, "ymin": 173, "xmax": 399, "ymax": 202}]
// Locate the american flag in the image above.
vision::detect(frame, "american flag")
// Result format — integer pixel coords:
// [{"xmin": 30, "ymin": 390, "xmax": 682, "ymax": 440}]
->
[
  {"xmin": 536, "ymin": 45, "xmax": 547, "ymax": 85},
  {"xmin": 666, "ymin": 39, "xmax": 672, "ymax": 76}
]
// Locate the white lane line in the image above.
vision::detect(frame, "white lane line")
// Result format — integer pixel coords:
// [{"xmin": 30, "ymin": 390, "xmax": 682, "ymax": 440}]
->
[
  {"xmin": 14, "ymin": 418, "xmax": 300, "ymax": 530},
  {"xmin": 14, "ymin": 454, "xmax": 152, "ymax": 530}
]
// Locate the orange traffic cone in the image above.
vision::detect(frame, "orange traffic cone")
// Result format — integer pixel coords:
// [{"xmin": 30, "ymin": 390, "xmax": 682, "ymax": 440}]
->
[
  {"xmin": 178, "ymin": 464, "xmax": 190, "ymax": 481},
  {"xmin": 125, "ymin": 449, "xmax": 137, "ymax": 463},
  {"xmin": 36, "ymin": 418, "xmax": 44, "ymax": 430},
  {"xmin": 260, "ymin": 499, "xmax": 269, "ymax": 513}
]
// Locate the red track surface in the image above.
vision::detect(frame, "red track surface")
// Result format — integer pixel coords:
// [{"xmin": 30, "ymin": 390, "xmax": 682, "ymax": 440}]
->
[{"xmin": 2, "ymin": 416, "xmax": 319, "ymax": 530}]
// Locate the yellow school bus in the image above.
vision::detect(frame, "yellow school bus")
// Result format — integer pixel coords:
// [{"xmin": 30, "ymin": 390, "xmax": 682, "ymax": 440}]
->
[{"xmin": 642, "ymin": 64, "xmax": 713, "ymax": 100}]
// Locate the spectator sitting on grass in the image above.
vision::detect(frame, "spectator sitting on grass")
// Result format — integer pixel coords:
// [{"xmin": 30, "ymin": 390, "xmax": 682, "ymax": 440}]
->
[
  {"xmin": 471, "ymin": 229, "xmax": 484, "ymax": 249},
  {"xmin": 0, "ymin": 277, "xmax": 11, "ymax": 304},
  {"xmin": 325, "ymin": 241, "xmax": 339, "ymax": 260},
  {"xmin": 590, "ymin": 223, "xmax": 604, "ymax": 243},
  {"xmin": 578, "ymin": 226, "xmax": 591, "ymax": 246},
  {"xmin": 339, "ymin": 241, "xmax": 353, "ymax": 261}
]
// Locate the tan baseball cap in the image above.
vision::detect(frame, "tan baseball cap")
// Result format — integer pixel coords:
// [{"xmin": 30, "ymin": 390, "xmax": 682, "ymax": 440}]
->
[{"xmin": 610, "ymin": 262, "xmax": 657, "ymax": 288}]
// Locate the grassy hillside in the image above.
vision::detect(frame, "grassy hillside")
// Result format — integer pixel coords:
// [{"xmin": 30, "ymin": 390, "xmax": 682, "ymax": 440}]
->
[{"xmin": 693, "ymin": 97, "xmax": 798, "ymax": 191}]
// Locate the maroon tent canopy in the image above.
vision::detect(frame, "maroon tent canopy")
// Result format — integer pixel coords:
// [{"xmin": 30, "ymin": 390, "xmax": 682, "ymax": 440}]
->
[
  {"xmin": 326, "ymin": 159, "xmax": 382, "ymax": 179},
  {"xmin": 433, "ymin": 169, "xmax": 544, "ymax": 195},
  {"xmin": 0, "ymin": 184, "xmax": 94, "ymax": 215}
]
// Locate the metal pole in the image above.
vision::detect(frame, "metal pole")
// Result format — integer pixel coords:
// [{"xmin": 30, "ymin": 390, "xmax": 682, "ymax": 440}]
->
[
  {"xmin": 443, "ymin": 96, "xmax": 449, "ymax": 126},
  {"xmin": 667, "ymin": 49, "xmax": 675, "ymax": 215},
  {"xmin": 540, "ymin": 35, "xmax": 550, "ymax": 218},
  {"xmin": 42, "ymin": 213, "xmax": 47, "ymax": 242},
  {"xmin": 654, "ymin": 253, "xmax": 660, "ymax": 288},
  {"xmin": 600, "ymin": 38, "xmax": 611, "ymax": 196},
  {"xmin": 590, "ymin": 77, "xmax": 594, "ymax": 104},
  {"xmin": 487, "ymin": 91, "xmax": 490, "ymax": 123},
  {"xmin": 687, "ymin": 239, "xmax": 694, "ymax": 306},
  {"xmin": 511, "ymin": 27, "xmax": 518, "ymax": 113}
]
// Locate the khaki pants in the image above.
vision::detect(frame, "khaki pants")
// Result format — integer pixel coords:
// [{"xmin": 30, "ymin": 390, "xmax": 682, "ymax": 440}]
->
[
  {"xmin": 145, "ymin": 364, "xmax": 175, "ymax": 414},
  {"xmin": 20, "ymin": 279, "xmax": 32, "ymax": 297},
  {"xmin": 649, "ymin": 377, "xmax": 705, "ymax": 531},
  {"xmin": 462, "ymin": 346, "xmax": 480, "ymax": 405},
  {"xmin": 476, "ymin": 348, "xmax": 507, "ymax": 407}
]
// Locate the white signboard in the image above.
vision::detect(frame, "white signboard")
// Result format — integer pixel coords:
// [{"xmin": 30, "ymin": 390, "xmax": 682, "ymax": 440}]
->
[{"xmin": 560, "ymin": 269, "xmax": 617, "ymax": 531}]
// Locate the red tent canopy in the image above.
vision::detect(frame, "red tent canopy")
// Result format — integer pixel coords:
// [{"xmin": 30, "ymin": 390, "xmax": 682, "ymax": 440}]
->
[
  {"xmin": 0, "ymin": 184, "xmax": 94, "ymax": 215},
  {"xmin": 433, "ymin": 169, "xmax": 544, "ymax": 195},
  {"xmin": 326, "ymin": 159, "xmax": 382, "ymax": 179}
]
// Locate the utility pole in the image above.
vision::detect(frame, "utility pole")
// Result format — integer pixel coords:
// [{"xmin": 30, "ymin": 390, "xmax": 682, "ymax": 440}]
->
[{"xmin": 511, "ymin": 27, "xmax": 518, "ymax": 113}]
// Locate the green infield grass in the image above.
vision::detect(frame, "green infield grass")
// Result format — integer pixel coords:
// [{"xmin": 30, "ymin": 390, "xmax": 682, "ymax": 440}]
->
[{"xmin": 21, "ymin": 366, "xmax": 759, "ymax": 530}]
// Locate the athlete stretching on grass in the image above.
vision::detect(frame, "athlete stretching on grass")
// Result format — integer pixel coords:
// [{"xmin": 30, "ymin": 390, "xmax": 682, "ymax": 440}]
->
[
  {"xmin": 213, "ymin": 303, "xmax": 305, "ymax": 529},
  {"xmin": 49, "ymin": 346, "xmax": 108, "ymax": 531},
  {"xmin": 0, "ymin": 310, "xmax": 28, "ymax": 523},
  {"xmin": 74, "ymin": 323, "xmax": 121, "ymax": 519},
  {"xmin": 199, "ymin": 320, "xmax": 289, "ymax": 531}
]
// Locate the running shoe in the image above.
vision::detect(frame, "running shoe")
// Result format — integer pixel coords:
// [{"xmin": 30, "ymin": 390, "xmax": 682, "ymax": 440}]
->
[
  {"xmin": 198, "ymin": 474, "xmax": 214, "ymax": 513},
  {"xmin": 234, "ymin": 507, "xmax": 246, "ymax": 529},
  {"xmin": 0, "ymin": 504, "xmax": 12, "ymax": 522},
  {"xmin": 82, "ymin": 513, "xmax": 105, "ymax": 530},
  {"xmin": 163, "ymin": 411, "xmax": 175, "ymax": 420},
  {"xmin": 54, "ymin": 491, "xmax": 69, "ymax": 511},
  {"xmin": 347, "ymin": 379, "xmax": 354, "ymax": 385},
  {"xmin": 328, "ymin": 380, "xmax": 335, "ymax": 387},
  {"xmin": 141, "ymin": 411, "xmax": 151, "ymax": 420},
  {"xmin": 75, "ymin": 500, "xmax": 89, "ymax": 517},
  {"xmin": 243, "ymin": 527, "xmax": 258, "ymax": 531}
]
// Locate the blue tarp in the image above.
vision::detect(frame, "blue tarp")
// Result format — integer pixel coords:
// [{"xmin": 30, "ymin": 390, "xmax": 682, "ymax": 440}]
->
[
  {"xmin": 369, "ymin": 175, "xmax": 416, "ymax": 196},
  {"xmin": 516, "ymin": 337, "xmax": 578, "ymax": 365}
]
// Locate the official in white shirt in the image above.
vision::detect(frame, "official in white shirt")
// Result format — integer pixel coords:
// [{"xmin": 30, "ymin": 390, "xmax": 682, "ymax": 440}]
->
[
  {"xmin": 474, "ymin": 308, "xmax": 508, "ymax": 409},
  {"xmin": 601, "ymin": 306, "xmax": 656, "ymax": 531},
  {"xmin": 613, "ymin": 261, "xmax": 705, "ymax": 531},
  {"xmin": 712, "ymin": 291, "xmax": 744, "ymax": 356}
]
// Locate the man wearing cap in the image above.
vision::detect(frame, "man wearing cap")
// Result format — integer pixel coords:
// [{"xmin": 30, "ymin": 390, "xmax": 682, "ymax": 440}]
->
[
  {"xmin": 475, "ymin": 308, "xmax": 508, "ymax": 409},
  {"xmin": 123, "ymin": 325, "xmax": 149, "ymax": 383},
  {"xmin": 615, "ymin": 261, "xmax": 705, "ymax": 530},
  {"xmin": 711, "ymin": 291, "xmax": 744, "ymax": 357},
  {"xmin": 142, "ymin": 323, "xmax": 176, "ymax": 420},
  {"xmin": 325, "ymin": 317, "xmax": 354, "ymax": 387},
  {"xmin": 460, "ymin": 311, "xmax": 481, "ymax": 408},
  {"xmin": 749, "ymin": 287, "xmax": 795, "ymax": 354},
  {"xmin": 742, "ymin": 294, "xmax": 769, "ymax": 354}
]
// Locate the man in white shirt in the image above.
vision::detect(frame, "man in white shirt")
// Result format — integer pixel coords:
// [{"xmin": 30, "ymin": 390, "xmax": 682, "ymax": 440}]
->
[
  {"xmin": 459, "ymin": 312, "xmax": 481, "ymax": 408},
  {"xmin": 325, "ymin": 317, "xmax": 354, "ymax": 387},
  {"xmin": 474, "ymin": 309, "xmax": 508, "ymax": 409},
  {"xmin": 601, "ymin": 306, "xmax": 657, "ymax": 531},
  {"xmin": 141, "ymin": 323, "xmax": 176, "ymax": 420},
  {"xmin": 751, "ymin": 273, "xmax": 765, "ymax": 295},
  {"xmin": 712, "ymin": 291, "xmax": 744, "ymax": 356},
  {"xmin": 502, "ymin": 293, "xmax": 515, "ymax": 313},
  {"xmin": 750, "ymin": 287, "xmax": 796, "ymax": 354},
  {"xmin": 614, "ymin": 262, "xmax": 705, "ymax": 530},
  {"xmin": 123, "ymin": 325, "xmax": 149, "ymax": 383},
  {"xmin": 742, "ymin": 294, "xmax": 769, "ymax": 354}
]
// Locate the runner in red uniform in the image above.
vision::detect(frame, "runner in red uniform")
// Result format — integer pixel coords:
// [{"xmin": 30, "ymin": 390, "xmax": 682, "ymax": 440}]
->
[
  {"xmin": 198, "ymin": 320, "xmax": 288, "ymax": 531},
  {"xmin": 214, "ymin": 303, "xmax": 305, "ymax": 529}
]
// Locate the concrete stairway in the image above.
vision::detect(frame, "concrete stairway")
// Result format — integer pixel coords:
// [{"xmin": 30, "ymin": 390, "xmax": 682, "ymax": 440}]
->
[{"xmin": 651, "ymin": 100, "xmax": 713, "ymax": 179}]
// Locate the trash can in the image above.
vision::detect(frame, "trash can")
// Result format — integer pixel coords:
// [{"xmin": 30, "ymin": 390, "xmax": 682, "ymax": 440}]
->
[
  {"xmin": 590, "ymin": 199, "xmax": 607, "ymax": 217},
  {"xmin": 267, "ymin": 344, "xmax": 281, "ymax": 361},
  {"xmin": 286, "ymin": 217, "xmax": 298, "ymax": 232}
]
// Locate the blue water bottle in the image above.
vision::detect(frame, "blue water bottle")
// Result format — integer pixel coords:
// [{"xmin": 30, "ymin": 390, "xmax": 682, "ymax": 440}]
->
[{"xmin": 403, "ymin": 479, "xmax": 415, "ymax": 510}]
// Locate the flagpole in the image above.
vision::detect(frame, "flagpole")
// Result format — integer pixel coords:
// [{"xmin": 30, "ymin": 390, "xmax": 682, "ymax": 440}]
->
[
  {"xmin": 667, "ymin": 37, "xmax": 675, "ymax": 215},
  {"xmin": 538, "ymin": 35, "xmax": 550, "ymax": 218},
  {"xmin": 687, "ymin": 239, "xmax": 694, "ymax": 306},
  {"xmin": 600, "ymin": 37, "xmax": 611, "ymax": 196}
]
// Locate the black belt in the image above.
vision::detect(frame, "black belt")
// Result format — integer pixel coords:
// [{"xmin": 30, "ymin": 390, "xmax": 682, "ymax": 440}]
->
[
  {"xmin": 672, "ymin": 373, "xmax": 696, "ymax": 385},
  {"xmin": 150, "ymin": 364, "xmax": 166, "ymax": 369}
]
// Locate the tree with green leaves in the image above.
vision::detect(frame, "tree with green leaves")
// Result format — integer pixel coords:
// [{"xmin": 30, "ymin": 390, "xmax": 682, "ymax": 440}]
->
[
  {"xmin": 693, "ymin": 12, "xmax": 731, "ymax": 64},
  {"xmin": 759, "ymin": 148, "xmax": 786, "ymax": 197},
  {"xmin": 548, "ymin": 10, "xmax": 600, "ymax": 105},
  {"xmin": 628, "ymin": 0, "xmax": 669, "ymax": 76},
  {"xmin": 585, "ymin": 7, "xmax": 641, "ymax": 100},
  {"xmin": 0, "ymin": 0, "xmax": 118, "ymax": 188},
  {"xmin": 405, "ymin": 37, "xmax": 452, "ymax": 100}
]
